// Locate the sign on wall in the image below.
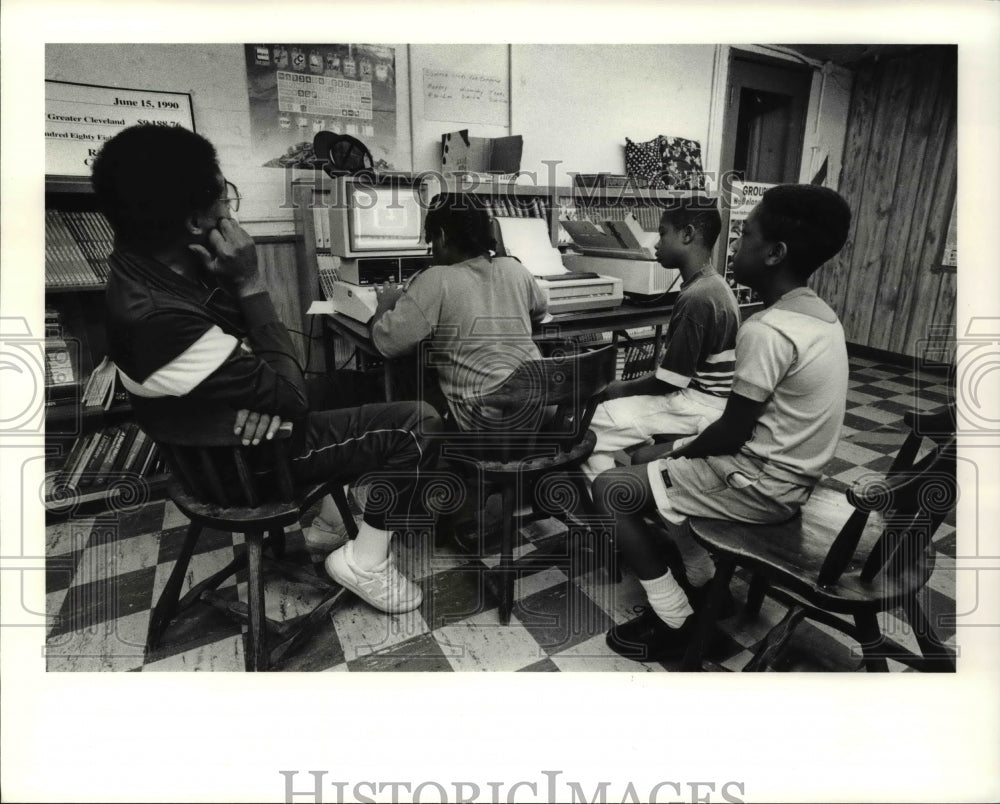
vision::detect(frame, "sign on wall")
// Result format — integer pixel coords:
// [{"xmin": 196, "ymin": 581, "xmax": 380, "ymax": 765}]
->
[
  {"xmin": 45, "ymin": 80, "xmax": 195, "ymax": 177},
  {"xmin": 423, "ymin": 68, "xmax": 509, "ymax": 127},
  {"xmin": 244, "ymin": 43, "xmax": 400, "ymax": 171}
]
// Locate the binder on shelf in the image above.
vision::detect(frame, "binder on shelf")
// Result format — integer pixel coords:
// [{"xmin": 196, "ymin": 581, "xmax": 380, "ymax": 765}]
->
[
  {"xmin": 77, "ymin": 427, "xmax": 115, "ymax": 490},
  {"xmin": 110, "ymin": 423, "xmax": 140, "ymax": 474},
  {"xmin": 93, "ymin": 426, "xmax": 127, "ymax": 486},
  {"xmin": 65, "ymin": 432, "xmax": 101, "ymax": 492},
  {"xmin": 137, "ymin": 442, "xmax": 160, "ymax": 478},
  {"xmin": 120, "ymin": 428, "xmax": 149, "ymax": 474},
  {"xmin": 128, "ymin": 432, "xmax": 156, "ymax": 476},
  {"xmin": 57, "ymin": 432, "xmax": 94, "ymax": 490}
]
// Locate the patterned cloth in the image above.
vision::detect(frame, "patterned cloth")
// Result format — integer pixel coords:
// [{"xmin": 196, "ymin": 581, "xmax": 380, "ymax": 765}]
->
[{"xmin": 624, "ymin": 135, "xmax": 706, "ymax": 190}]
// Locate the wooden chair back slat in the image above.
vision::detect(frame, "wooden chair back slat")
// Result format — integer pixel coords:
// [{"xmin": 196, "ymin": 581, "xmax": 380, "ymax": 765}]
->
[
  {"xmin": 272, "ymin": 438, "xmax": 296, "ymax": 501},
  {"xmin": 833, "ymin": 420, "xmax": 956, "ymax": 587},
  {"xmin": 232, "ymin": 448, "xmax": 260, "ymax": 508},
  {"xmin": 198, "ymin": 448, "xmax": 230, "ymax": 507},
  {"xmin": 470, "ymin": 345, "xmax": 617, "ymax": 455},
  {"xmin": 168, "ymin": 446, "xmax": 200, "ymax": 496}
]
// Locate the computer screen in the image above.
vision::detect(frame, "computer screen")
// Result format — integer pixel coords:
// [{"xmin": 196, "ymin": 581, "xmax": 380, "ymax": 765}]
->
[{"xmin": 347, "ymin": 182, "xmax": 425, "ymax": 253}]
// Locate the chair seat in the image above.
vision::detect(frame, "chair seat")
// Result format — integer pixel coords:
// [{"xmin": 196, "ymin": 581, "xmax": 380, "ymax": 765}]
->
[
  {"xmin": 689, "ymin": 486, "xmax": 936, "ymax": 613},
  {"xmin": 464, "ymin": 430, "xmax": 597, "ymax": 479},
  {"xmin": 167, "ymin": 479, "xmax": 330, "ymax": 530}
]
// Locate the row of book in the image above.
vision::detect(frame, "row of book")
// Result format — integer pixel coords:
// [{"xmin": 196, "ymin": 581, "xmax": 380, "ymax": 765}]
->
[
  {"xmin": 51, "ymin": 422, "xmax": 164, "ymax": 496},
  {"xmin": 481, "ymin": 196, "xmax": 548, "ymax": 220},
  {"xmin": 45, "ymin": 209, "xmax": 114, "ymax": 287}
]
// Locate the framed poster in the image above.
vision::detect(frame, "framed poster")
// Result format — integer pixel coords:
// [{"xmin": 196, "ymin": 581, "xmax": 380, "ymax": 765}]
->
[
  {"xmin": 45, "ymin": 80, "xmax": 194, "ymax": 176},
  {"xmin": 244, "ymin": 43, "xmax": 400, "ymax": 170}
]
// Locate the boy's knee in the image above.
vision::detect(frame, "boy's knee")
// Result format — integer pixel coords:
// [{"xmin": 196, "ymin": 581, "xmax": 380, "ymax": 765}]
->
[{"xmin": 592, "ymin": 467, "xmax": 650, "ymax": 516}]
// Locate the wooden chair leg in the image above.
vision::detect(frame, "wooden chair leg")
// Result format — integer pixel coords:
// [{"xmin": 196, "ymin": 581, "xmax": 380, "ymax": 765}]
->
[
  {"xmin": 745, "ymin": 572, "xmax": 769, "ymax": 617},
  {"xmin": 570, "ymin": 472, "xmax": 621, "ymax": 582},
  {"xmin": 902, "ymin": 594, "xmax": 955, "ymax": 672},
  {"xmin": 244, "ymin": 529, "xmax": 268, "ymax": 671},
  {"xmin": 332, "ymin": 484, "xmax": 359, "ymax": 539},
  {"xmin": 497, "ymin": 482, "xmax": 516, "ymax": 625},
  {"xmin": 853, "ymin": 610, "xmax": 889, "ymax": 672},
  {"xmin": 682, "ymin": 559, "xmax": 736, "ymax": 671},
  {"xmin": 146, "ymin": 520, "xmax": 202, "ymax": 652},
  {"xmin": 744, "ymin": 604, "xmax": 806, "ymax": 672}
]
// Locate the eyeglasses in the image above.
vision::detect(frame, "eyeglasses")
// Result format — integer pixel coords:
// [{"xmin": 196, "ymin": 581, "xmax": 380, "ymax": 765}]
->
[{"xmin": 220, "ymin": 179, "xmax": 241, "ymax": 213}]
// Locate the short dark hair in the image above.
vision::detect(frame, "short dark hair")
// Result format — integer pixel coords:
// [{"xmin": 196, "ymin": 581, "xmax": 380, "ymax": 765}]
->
[
  {"xmin": 756, "ymin": 185, "xmax": 852, "ymax": 277},
  {"xmin": 424, "ymin": 193, "xmax": 496, "ymax": 256},
  {"xmin": 659, "ymin": 196, "xmax": 722, "ymax": 250},
  {"xmin": 91, "ymin": 124, "xmax": 223, "ymax": 250}
]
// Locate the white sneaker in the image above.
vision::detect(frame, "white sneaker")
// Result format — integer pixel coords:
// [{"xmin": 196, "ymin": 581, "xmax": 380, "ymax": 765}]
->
[
  {"xmin": 303, "ymin": 513, "xmax": 350, "ymax": 553},
  {"xmin": 325, "ymin": 542, "xmax": 423, "ymax": 613}
]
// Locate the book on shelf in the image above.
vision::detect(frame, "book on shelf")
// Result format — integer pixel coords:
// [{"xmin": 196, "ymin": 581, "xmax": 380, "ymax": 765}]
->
[
  {"xmin": 109, "ymin": 423, "xmax": 140, "ymax": 474},
  {"xmin": 63, "ymin": 431, "xmax": 101, "ymax": 492},
  {"xmin": 81, "ymin": 356, "xmax": 119, "ymax": 410},
  {"xmin": 44, "ymin": 209, "xmax": 114, "ymax": 287},
  {"xmin": 76, "ymin": 428, "xmax": 116, "ymax": 490},
  {"xmin": 45, "ymin": 211, "xmax": 95, "ymax": 287},
  {"xmin": 119, "ymin": 427, "xmax": 149, "ymax": 475},
  {"xmin": 55, "ymin": 431, "xmax": 95, "ymax": 491},
  {"xmin": 51, "ymin": 422, "xmax": 163, "ymax": 499}
]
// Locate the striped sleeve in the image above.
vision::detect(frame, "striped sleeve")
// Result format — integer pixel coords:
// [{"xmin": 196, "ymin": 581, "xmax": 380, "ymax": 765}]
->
[
  {"xmin": 118, "ymin": 325, "xmax": 239, "ymax": 398},
  {"xmin": 117, "ymin": 294, "xmax": 308, "ymax": 417}
]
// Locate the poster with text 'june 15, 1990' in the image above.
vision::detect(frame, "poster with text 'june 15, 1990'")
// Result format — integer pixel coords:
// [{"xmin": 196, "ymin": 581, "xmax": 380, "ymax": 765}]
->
[
  {"xmin": 244, "ymin": 43, "xmax": 399, "ymax": 171},
  {"xmin": 45, "ymin": 80, "xmax": 195, "ymax": 177}
]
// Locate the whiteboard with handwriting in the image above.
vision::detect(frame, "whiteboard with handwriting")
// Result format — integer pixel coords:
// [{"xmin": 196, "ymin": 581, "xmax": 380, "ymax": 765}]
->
[{"xmin": 422, "ymin": 68, "xmax": 508, "ymax": 126}]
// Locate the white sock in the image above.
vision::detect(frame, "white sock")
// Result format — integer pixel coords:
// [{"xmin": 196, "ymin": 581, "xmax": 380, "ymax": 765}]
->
[
  {"xmin": 669, "ymin": 521, "xmax": 716, "ymax": 588},
  {"xmin": 639, "ymin": 570, "xmax": 693, "ymax": 628},
  {"xmin": 351, "ymin": 523, "xmax": 392, "ymax": 571}
]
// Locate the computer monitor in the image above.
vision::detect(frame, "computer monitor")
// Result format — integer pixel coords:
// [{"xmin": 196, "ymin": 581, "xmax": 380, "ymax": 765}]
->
[{"xmin": 327, "ymin": 176, "xmax": 427, "ymax": 258}]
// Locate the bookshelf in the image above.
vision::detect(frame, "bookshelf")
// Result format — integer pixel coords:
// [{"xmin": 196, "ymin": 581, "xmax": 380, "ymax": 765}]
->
[{"xmin": 44, "ymin": 176, "xmax": 169, "ymax": 518}]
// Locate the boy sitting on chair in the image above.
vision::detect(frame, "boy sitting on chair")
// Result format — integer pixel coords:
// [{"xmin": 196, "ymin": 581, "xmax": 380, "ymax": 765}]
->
[
  {"xmin": 97, "ymin": 124, "xmax": 440, "ymax": 616},
  {"xmin": 592, "ymin": 184, "xmax": 852, "ymax": 662},
  {"xmin": 581, "ymin": 196, "xmax": 739, "ymax": 486},
  {"xmin": 369, "ymin": 192, "xmax": 549, "ymax": 432}
]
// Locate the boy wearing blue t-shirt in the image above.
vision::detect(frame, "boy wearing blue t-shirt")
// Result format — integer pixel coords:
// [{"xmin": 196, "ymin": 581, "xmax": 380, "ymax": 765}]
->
[{"xmin": 593, "ymin": 184, "xmax": 852, "ymax": 662}]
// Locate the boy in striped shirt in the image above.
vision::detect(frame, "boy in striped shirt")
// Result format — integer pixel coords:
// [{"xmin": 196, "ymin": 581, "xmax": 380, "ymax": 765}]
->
[{"xmin": 581, "ymin": 197, "xmax": 739, "ymax": 485}]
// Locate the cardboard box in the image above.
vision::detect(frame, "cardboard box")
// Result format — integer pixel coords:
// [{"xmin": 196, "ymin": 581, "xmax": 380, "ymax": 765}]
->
[{"xmin": 441, "ymin": 130, "xmax": 523, "ymax": 175}]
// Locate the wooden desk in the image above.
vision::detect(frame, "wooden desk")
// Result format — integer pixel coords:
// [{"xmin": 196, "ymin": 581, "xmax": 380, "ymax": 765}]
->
[{"xmin": 322, "ymin": 299, "xmax": 762, "ymax": 401}]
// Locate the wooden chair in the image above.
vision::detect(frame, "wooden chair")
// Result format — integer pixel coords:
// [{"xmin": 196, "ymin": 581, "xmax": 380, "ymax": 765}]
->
[
  {"xmin": 681, "ymin": 406, "xmax": 957, "ymax": 672},
  {"xmin": 442, "ymin": 344, "xmax": 618, "ymax": 624},
  {"xmin": 143, "ymin": 420, "xmax": 357, "ymax": 671}
]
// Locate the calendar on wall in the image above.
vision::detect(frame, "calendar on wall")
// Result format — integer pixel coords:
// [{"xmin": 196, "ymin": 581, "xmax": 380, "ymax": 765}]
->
[{"xmin": 243, "ymin": 43, "xmax": 402, "ymax": 171}]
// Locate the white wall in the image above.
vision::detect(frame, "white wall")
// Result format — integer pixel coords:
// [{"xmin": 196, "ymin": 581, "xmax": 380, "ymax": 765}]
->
[{"xmin": 512, "ymin": 44, "xmax": 720, "ymax": 189}]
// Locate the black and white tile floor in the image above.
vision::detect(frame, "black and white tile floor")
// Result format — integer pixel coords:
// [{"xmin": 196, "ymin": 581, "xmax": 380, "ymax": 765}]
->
[{"xmin": 45, "ymin": 357, "xmax": 956, "ymax": 672}]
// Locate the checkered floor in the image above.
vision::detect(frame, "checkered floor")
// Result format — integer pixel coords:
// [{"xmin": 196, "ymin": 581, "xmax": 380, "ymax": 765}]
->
[{"xmin": 45, "ymin": 356, "xmax": 956, "ymax": 672}]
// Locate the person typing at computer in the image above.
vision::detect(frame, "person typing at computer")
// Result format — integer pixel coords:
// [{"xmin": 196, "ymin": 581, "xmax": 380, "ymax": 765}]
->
[{"xmin": 369, "ymin": 192, "xmax": 549, "ymax": 431}]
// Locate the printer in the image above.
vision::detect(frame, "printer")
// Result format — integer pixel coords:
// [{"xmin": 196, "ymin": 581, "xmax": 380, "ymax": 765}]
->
[
  {"xmin": 492, "ymin": 217, "xmax": 623, "ymax": 315},
  {"xmin": 561, "ymin": 214, "xmax": 682, "ymax": 301}
]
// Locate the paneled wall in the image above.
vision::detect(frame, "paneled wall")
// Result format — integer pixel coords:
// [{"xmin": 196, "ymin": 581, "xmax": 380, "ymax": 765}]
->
[{"xmin": 811, "ymin": 46, "xmax": 957, "ymax": 363}]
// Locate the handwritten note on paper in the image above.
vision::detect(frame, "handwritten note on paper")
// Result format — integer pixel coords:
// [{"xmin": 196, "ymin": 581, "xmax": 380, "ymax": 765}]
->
[{"xmin": 423, "ymin": 68, "xmax": 508, "ymax": 126}]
